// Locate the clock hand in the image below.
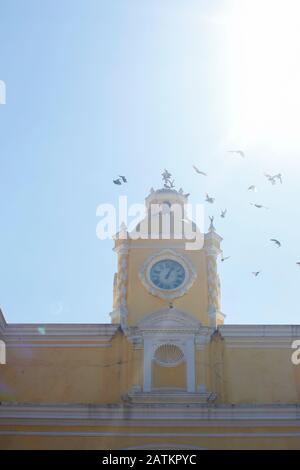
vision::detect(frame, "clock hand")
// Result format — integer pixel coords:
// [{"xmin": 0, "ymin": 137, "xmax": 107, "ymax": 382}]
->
[{"xmin": 165, "ymin": 268, "xmax": 174, "ymax": 280}]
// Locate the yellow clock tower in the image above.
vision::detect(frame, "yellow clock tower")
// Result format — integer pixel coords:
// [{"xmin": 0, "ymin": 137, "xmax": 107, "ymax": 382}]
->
[
  {"xmin": 110, "ymin": 178, "xmax": 224, "ymax": 399},
  {"xmin": 1, "ymin": 173, "xmax": 300, "ymax": 449}
]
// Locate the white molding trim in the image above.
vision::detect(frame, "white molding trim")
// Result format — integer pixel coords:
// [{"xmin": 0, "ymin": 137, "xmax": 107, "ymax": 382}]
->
[
  {"xmin": 220, "ymin": 325, "xmax": 300, "ymax": 348},
  {"xmin": 0, "ymin": 322, "xmax": 119, "ymax": 344},
  {"xmin": 131, "ymin": 308, "xmax": 209, "ymax": 394},
  {"xmin": 1, "ymin": 418, "xmax": 300, "ymax": 428},
  {"xmin": 142, "ymin": 334, "xmax": 196, "ymax": 393},
  {"xmin": 124, "ymin": 444, "xmax": 206, "ymax": 450},
  {"xmin": 1, "ymin": 402, "xmax": 300, "ymax": 417},
  {"xmin": 137, "ymin": 307, "xmax": 202, "ymax": 333},
  {"xmin": 220, "ymin": 325, "xmax": 300, "ymax": 337},
  {"xmin": 2, "ymin": 430, "xmax": 300, "ymax": 438},
  {"xmin": 138, "ymin": 249, "xmax": 197, "ymax": 300},
  {"xmin": 5, "ymin": 343, "xmax": 112, "ymax": 348},
  {"xmin": 3, "ymin": 418, "xmax": 300, "ymax": 428},
  {"xmin": 1, "ymin": 403, "xmax": 300, "ymax": 426}
]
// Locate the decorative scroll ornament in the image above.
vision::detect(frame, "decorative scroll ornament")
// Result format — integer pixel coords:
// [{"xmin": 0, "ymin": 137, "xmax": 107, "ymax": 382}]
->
[
  {"xmin": 207, "ymin": 256, "xmax": 221, "ymax": 312},
  {"xmin": 204, "ymin": 231, "xmax": 222, "ymax": 328},
  {"xmin": 113, "ymin": 224, "xmax": 130, "ymax": 332},
  {"xmin": 208, "ymin": 215, "xmax": 216, "ymax": 232},
  {"xmin": 161, "ymin": 169, "xmax": 175, "ymax": 189}
]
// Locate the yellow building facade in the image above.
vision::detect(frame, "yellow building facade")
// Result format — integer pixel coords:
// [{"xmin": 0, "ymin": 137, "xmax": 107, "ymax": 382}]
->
[{"xmin": 1, "ymin": 185, "xmax": 300, "ymax": 450}]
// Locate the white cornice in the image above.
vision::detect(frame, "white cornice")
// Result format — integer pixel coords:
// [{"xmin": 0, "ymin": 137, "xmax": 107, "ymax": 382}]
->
[
  {"xmin": 0, "ymin": 321, "xmax": 119, "ymax": 344},
  {"xmin": 1, "ymin": 306, "xmax": 300, "ymax": 349},
  {"xmin": 220, "ymin": 325, "xmax": 300, "ymax": 348},
  {"xmin": 220, "ymin": 325, "xmax": 300, "ymax": 337},
  {"xmin": 1, "ymin": 403, "xmax": 300, "ymax": 423}
]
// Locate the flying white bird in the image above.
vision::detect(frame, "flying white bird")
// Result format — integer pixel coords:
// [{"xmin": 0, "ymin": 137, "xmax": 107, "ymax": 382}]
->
[
  {"xmin": 248, "ymin": 185, "xmax": 257, "ymax": 192},
  {"xmin": 221, "ymin": 256, "xmax": 231, "ymax": 262},
  {"xmin": 264, "ymin": 173, "xmax": 283, "ymax": 185},
  {"xmin": 265, "ymin": 173, "xmax": 276, "ymax": 185},
  {"xmin": 113, "ymin": 178, "xmax": 122, "ymax": 185},
  {"xmin": 252, "ymin": 271, "xmax": 261, "ymax": 277},
  {"xmin": 205, "ymin": 193, "xmax": 215, "ymax": 204},
  {"xmin": 250, "ymin": 203, "xmax": 269, "ymax": 209},
  {"xmin": 228, "ymin": 150, "xmax": 245, "ymax": 158},
  {"xmin": 221, "ymin": 209, "xmax": 227, "ymax": 218},
  {"xmin": 296, "ymin": 262, "xmax": 300, "ymax": 267},
  {"xmin": 192, "ymin": 165, "xmax": 207, "ymax": 176}
]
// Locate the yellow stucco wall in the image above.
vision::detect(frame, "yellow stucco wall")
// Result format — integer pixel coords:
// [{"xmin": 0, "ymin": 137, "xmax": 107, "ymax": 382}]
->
[
  {"xmin": 152, "ymin": 361, "xmax": 186, "ymax": 389},
  {"xmin": 0, "ymin": 331, "xmax": 127, "ymax": 404},
  {"xmin": 224, "ymin": 347, "xmax": 300, "ymax": 404},
  {"xmin": 125, "ymin": 240, "xmax": 209, "ymax": 326},
  {"xmin": 1, "ymin": 325, "xmax": 300, "ymax": 449},
  {"xmin": 1, "ymin": 422, "xmax": 300, "ymax": 450},
  {"xmin": 1, "ymin": 189, "xmax": 300, "ymax": 449},
  {"xmin": 1, "ymin": 332, "xmax": 300, "ymax": 405}
]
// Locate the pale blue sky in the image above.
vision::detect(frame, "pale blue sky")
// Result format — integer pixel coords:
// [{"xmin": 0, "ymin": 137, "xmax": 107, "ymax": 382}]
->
[{"xmin": 0, "ymin": 0, "xmax": 299, "ymax": 325}]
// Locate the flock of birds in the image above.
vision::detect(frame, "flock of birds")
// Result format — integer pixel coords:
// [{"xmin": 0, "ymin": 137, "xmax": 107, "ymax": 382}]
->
[
  {"xmin": 193, "ymin": 150, "xmax": 300, "ymax": 276},
  {"xmin": 112, "ymin": 153, "xmax": 300, "ymax": 277}
]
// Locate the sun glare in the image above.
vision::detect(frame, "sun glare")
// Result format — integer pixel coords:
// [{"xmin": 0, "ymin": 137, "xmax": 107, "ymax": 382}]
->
[{"xmin": 226, "ymin": 0, "xmax": 300, "ymax": 160}]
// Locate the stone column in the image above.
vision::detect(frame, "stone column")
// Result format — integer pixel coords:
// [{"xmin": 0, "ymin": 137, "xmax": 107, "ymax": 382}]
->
[
  {"xmin": 195, "ymin": 334, "xmax": 210, "ymax": 393},
  {"xmin": 204, "ymin": 221, "xmax": 222, "ymax": 329},
  {"xmin": 143, "ymin": 336, "xmax": 153, "ymax": 392},
  {"xmin": 111, "ymin": 224, "xmax": 129, "ymax": 331},
  {"xmin": 185, "ymin": 339, "xmax": 196, "ymax": 392}
]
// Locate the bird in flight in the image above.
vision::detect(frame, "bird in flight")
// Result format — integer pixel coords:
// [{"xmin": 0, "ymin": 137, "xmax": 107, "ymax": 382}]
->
[
  {"xmin": 275, "ymin": 173, "xmax": 283, "ymax": 184},
  {"xmin": 113, "ymin": 178, "xmax": 122, "ymax": 185},
  {"xmin": 221, "ymin": 255, "xmax": 230, "ymax": 262},
  {"xmin": 250, "ymin": 203, "xmax": 269, "ymax": 209},
  {"xmin": 192, "ymin": 165, "xmax": 207, "ymax": 176},
  {"xmin": 205, "ymin": 193, "xmax": 215, "ymax": 204},
  {"xmin": 252, "ymin": 271, "xmax": 261, "ymax": 277},
  {"xmin": 265, "ymin": 174, "xmax": 276, "ymax": 185},
  {"xmin": 119, "ymin": 175, "xmax": 127, "ymax": 183},
  {"xmin": 270, "ymin": 239, "xmax": 281, "ymax": 247},
  {"xmin": 228, "ymin": 150, "xmax": 245, "ymax": 158},
  {"xmin": 248, "ymin": 185, "xmax": 257, "ymax": 192},
  {"xmin": 221, "ymin": 209, "xmax": 227, "ymax": 218},
  {"xmin": 264, "ymin": 173, "xmax": 283, "ymax": 185},
  {"xmin": 296, "ymin": 262, "xmax": 300, "ymax": 267}
]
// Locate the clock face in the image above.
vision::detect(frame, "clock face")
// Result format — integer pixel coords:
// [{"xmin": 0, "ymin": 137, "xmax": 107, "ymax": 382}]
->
[{"xmin": 150, "ymin": 259, "xmax": 186, "ymax": 290}]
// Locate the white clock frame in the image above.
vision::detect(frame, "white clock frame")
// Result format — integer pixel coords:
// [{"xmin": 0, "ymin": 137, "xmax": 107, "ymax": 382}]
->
[{"xmin": 139, "ymin": 249, "xmax": 197, "ymax": 300}]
